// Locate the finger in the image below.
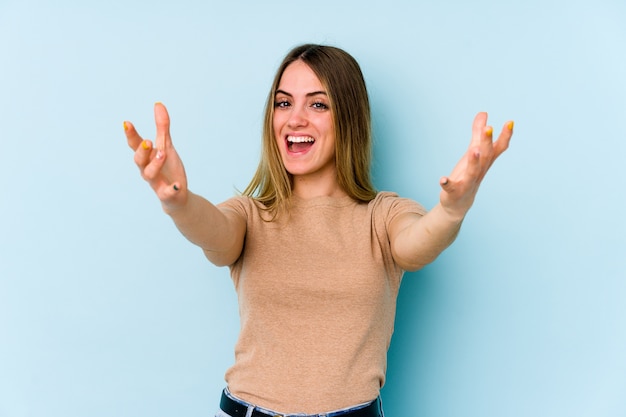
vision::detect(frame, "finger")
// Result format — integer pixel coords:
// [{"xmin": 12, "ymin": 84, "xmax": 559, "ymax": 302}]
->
[
  {"xmin": 156, "ymin": 183, "xmax": 182, "ymax": 201},
  {"xmin": 493, "ymin": 120, "xmax": 514, "ymax": 158},
  {"xmin": 440, "ymin": 176, "xmax": 460, "ymax": 201},
  {"xmin": 142, "ymin": 148, "xmax": 167, "ymax": 181},
  {"xmin": 469, "ymin": 112, "xmax": 488, "ymax": 148},
  {"xmin": 154, "ymin": 102, "xmax": 171, "ymax": 151},
  {"xmin": 133, "ymin": 139, "xmax": 154, "ymax": 168},
  {"xmin": 441, "ymin": 146, "xmax": 480, "ymax": 190},
  {"xmin": 466, "ymin": 147, "xmax": 482, "ymax": 181},
  {"xmin": 123, "ymin": 121, "xmax": 144, "ymax": 151}
]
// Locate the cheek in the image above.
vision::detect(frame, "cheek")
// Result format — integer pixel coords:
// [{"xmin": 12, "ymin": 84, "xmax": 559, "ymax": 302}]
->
[
  {"xmin": 272, "ymin": 123, "xmax": 284, "ymax": 151},
  {"xmin": 316, "ymin": 111, "xmax": 333, "ymax": 131},
  {"xmin": 321, "ymin": 117, "xmax": 335, "ymax": 138},
  {"xmin": 272, "ymin": 114, "xmax": 284, "ymax": 138}
]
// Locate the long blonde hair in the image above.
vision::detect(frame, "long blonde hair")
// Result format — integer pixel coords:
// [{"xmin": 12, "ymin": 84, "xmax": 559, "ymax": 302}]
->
[{"xmin": 243, "ymin": 44, "xmax": 376, "ymax": 215}]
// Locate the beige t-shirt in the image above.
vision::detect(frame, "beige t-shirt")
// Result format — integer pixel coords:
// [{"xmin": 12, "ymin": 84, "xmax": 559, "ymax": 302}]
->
[{"xmin": 218, "ymin": 191, "xmax": 426, "ymax": 414}]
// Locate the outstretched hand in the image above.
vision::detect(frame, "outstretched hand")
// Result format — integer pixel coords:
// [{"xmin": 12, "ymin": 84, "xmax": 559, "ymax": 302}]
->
[
  {"xmin": 124, "ymin": 102, "xmax": 188, "ymax": 212},
  {"xmin": 439, "ymin": 112, "xmax": 513, "ymax": 219}
]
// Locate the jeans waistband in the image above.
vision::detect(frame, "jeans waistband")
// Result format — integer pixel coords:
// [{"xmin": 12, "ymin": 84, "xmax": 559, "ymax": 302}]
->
[{"xmin": 220, "ymin": 389, "xmax": 382, "ymax": 417}]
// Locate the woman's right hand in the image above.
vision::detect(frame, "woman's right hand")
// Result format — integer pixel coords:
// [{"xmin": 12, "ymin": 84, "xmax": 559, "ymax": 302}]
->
[{"xmin": 124, "ymin": 102, "xmax": 189, "ymax": 213}]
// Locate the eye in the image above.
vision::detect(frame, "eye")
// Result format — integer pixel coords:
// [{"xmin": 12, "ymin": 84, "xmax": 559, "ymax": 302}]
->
[
  {"xmin": 311, "ymin": 101, "xmax": 329, "ymax": 110},
  {"xmin": 274, "ymin": 99, "xmax": 291, "ymax": 109}
]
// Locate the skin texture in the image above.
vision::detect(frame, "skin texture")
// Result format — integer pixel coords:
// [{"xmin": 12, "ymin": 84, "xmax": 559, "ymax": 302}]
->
[{"xmin": 124, "ymin": 82, "xmax": 513, "ymax": 270}]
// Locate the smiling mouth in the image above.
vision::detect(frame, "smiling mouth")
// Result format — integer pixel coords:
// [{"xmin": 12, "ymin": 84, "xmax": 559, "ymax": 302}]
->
[{"xmin": 287, "ymin": 135, "xmax": 315, "ymax": 153}]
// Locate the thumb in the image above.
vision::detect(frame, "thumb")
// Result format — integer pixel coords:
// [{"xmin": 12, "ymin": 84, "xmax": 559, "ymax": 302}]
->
[{"xmin": 440, "ymin": 176, "xmax": 452, "ymax": 191}]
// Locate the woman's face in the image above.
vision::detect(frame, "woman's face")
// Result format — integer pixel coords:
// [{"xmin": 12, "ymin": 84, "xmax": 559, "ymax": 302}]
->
[{"xmin": 273, "ymin": 60, "xmax": 336, "ymax": 182}]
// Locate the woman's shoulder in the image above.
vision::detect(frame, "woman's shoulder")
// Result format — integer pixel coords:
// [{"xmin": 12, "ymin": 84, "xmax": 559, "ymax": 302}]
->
[
  {"xmin": 220, "ymin": 194, "xmax": 267, "ymax": 208},
  {"xmin": 218, "ymin": 195, "xmax": 273, "ymax": 222},
  {"xmin": 369, "ymin": 191, "xmax": 428, "ymax": 222}
]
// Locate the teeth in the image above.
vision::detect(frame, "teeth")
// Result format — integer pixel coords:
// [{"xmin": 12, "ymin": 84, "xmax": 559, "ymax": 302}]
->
[{"xmin": 287, "ymin": 136, "xmax": 315, "ymax": 143}]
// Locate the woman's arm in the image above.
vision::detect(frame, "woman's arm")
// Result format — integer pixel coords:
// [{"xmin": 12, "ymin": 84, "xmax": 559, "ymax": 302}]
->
[
  {"xmin": 124, "ymin": 103, "xmax": 245, "ymax": 267},
  {"xmin": 390, "ymin": 112, "xmax": 514, "ymax": 271}
]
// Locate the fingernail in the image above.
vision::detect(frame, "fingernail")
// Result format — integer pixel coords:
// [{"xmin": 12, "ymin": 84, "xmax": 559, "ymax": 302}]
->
[
  {"xmin": 508, "ymin": 121, "xmax": 515, "ymax": 130},
  {"xmin": 442, "ymin": 178, "xmax": 449, "ymax": 185},
  {"xmin": 156, "ymin": 150, "xmax": 163, "ymax": 159},
  {"xmin": 173, "ymin": 184, "xmax": 179, "ymax": 191},
  {"xmin": 485, "ymin": 127, "xmax": 493, "ymax": 136},
  {"xmin": 123, "ymin": 121, "xmax": 129, "ymax": 131},
  {"xmin": 141, "ymin": 140, "xmax": 150, "ymax": 150}
]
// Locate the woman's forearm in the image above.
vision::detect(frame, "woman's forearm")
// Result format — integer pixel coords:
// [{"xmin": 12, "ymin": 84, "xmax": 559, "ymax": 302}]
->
[{"xmin": 164, "ymin": 191, "xmax": 245, "ymax": 266}]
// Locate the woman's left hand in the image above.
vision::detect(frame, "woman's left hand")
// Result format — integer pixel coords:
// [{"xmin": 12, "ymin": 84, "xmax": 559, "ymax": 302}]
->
[{"xmin": 439, "ymin": 112, "xmax": 514, "ymax": 219}]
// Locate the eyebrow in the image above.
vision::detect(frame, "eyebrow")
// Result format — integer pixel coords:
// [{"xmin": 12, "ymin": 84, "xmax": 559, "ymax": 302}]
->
[{"xmin": 275, "ymin": 89, "xmax": 328, "ymax": 97}]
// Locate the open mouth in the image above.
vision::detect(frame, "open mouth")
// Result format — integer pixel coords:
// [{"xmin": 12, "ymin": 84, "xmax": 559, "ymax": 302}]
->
[{"xmin": 287, "ymin": 135, "xmax": 315, "ymax": 153}]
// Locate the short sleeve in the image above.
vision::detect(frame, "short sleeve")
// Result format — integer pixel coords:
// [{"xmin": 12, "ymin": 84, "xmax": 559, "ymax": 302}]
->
[
  {"xmin": 369, "ymin": 191, "xmax": 427, "ymax": 276},
  {"xmin": 374, "ymin": 191, "xmax": 427, "ymax": 230}
]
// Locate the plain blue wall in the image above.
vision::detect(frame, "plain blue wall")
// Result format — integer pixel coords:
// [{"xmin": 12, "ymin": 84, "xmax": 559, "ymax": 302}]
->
[{"xmin": 1, "ymin": 1, "xmax": 625, "ymax": 416}]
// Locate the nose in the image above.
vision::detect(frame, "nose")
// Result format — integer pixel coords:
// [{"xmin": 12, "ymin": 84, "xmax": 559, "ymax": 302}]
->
[{"xmin": 287, "ymin": 105, "xmax": 308, "ymax": 128}]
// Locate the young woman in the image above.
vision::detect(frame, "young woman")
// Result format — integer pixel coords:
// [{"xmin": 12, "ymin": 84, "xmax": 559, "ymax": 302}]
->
[{"xmin": 124, "ymin": 44, "xmax": 513, "ymax": 417}]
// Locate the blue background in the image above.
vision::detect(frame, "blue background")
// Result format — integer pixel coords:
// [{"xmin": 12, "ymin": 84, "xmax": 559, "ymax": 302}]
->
[{"xmin": 1, "ymin": 1, "xmax": 625, "ymax": 416}]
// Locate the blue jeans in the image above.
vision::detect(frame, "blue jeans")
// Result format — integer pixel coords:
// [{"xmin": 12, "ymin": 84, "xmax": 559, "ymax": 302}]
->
[{"xmin": 216, "ymin": 388, "xmax": 385, "ymax": 417}]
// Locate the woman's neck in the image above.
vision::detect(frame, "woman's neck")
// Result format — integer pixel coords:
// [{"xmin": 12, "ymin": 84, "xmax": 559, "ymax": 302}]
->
[{"xmin": 291, "ymin": 174, "xmax": 347, "ymax": 200}]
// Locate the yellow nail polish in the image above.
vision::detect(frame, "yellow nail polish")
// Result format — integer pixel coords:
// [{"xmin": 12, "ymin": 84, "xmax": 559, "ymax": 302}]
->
[
  {"xmin": 141, "ymin": 140, "xmax": 150, "ymax": 150},
  {"xmin": 485, "ymin": 127, "xmax": 493, "ymax": 136},
  {"xmin": 123, "ymin": 121, "xmax": 129, "ymax": 131},
  {"xmin": 508, "ymin": 121, "xmax": 515, "ymax": 130}
]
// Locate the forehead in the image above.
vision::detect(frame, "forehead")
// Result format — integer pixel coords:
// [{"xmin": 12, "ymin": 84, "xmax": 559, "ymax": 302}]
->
[{"xmin": 277, "ymin": 60, "xmax": 325, "ymax": 93}]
